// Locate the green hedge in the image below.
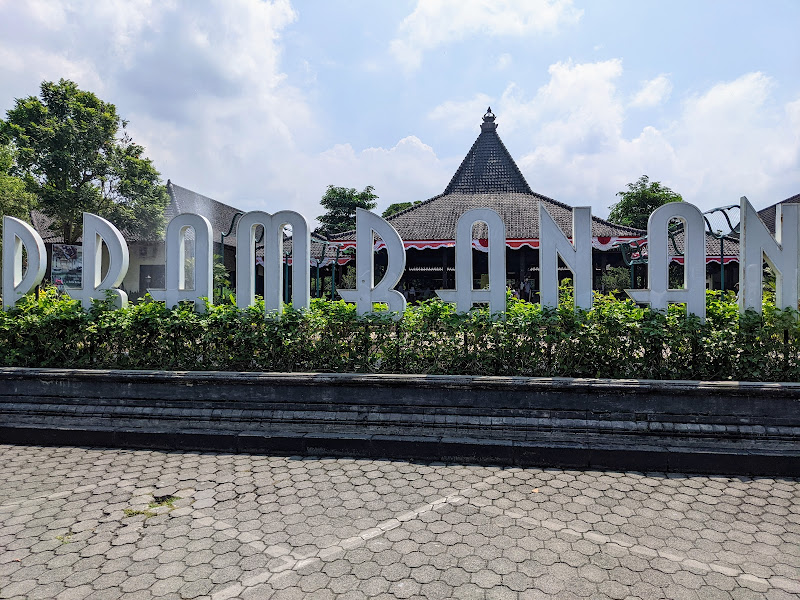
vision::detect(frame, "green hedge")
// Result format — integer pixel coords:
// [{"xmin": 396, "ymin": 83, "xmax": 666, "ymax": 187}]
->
[{"xmin": 1, "ymin": 287, "xmax": 798, "ymax": 381}]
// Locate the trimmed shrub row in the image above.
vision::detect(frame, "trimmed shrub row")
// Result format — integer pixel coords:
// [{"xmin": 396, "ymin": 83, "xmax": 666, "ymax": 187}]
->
[{"xmin": 1, "ymin": 287, "xmax": 798, "ymax": 381}]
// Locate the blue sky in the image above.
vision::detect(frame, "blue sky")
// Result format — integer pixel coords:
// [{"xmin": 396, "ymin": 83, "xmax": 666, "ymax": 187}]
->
[{"xmin": 1, "ymin": 0, "xmax": 798, "ymax": 225}]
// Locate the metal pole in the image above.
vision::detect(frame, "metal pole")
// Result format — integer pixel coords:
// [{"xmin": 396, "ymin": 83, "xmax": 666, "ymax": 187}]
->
[
  {"xmin": 331, "ymin": 246, "xmax": 340, "ymax": 301},
  {"xmin": 720, "ymin": 236, "xmax": 725, "ymax": 291},
  {"xmin": 283, "ymin": 252, "xmax": 290, "ymax": 305}
]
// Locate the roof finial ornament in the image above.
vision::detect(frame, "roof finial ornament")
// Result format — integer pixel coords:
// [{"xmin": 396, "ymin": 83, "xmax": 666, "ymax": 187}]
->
[{"xmin": 481, "ymin": 107, "xmax": 497, "ymax": 132}]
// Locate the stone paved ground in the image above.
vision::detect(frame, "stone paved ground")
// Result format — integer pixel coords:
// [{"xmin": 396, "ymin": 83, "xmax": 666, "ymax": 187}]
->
[{"xmin": 0, "ymin": 445, "xmax": 798, "ymax": 600}]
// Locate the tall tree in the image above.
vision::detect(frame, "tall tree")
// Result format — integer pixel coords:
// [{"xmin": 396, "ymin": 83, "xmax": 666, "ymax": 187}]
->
[
  {"xmin": 316, "ymin": 185, "xmax": 377, "ymax": 237},
  {"xmin": 0, "ymin": 144, "xmax": 36, "ymax": 221},
  {"xmin": 1, "ymin": 79, "xmax": 168, "ymax": 243},
  {"xmin": 608, "ymin": 175, "xmax": 683, "ymax": 230}
]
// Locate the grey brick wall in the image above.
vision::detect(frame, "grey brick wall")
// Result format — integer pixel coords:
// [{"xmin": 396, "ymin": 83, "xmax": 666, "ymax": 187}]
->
[{"xmin": 1, "ymin": 368, "xmax": 798, "ymax": 475}]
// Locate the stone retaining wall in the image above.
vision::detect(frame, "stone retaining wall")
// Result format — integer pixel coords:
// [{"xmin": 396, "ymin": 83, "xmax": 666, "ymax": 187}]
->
[{"xmin": 1, "ymin": 368, "xmax": 798, "ymax": 475}]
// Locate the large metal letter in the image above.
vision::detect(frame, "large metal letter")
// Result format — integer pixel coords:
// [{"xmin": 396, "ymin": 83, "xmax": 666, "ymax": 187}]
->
[
  {"xmin": 626, "ymin": 202, "xmax": 706, "ymax": 321},
  {"xmin": 539, "ymin": 205, "xmax": 593, "ymax": 310},
  {"xmin": 236, "ymin": 211, "xmax": 310, "ymax": 313},
  {"xmin": 2, "ymin": 216, "xmax": 47, "ymax": 310},
  {"xmin": 739, "ymin": 196, "xmax": 799, "ymax": 313},
  {"xmin": 69, "ymin": 213, "xmax": 129, "ymax": 309},
  {"xmin": 149, "ymin": 213, "xmax": 213, "ymax": 312},
  {"xmin": 436, "ymin": 208, "xmax": 506, "ymax": 314},
  {"xmin": 337, "ymin": 209, "xmax": 406, "ymax": 319}
]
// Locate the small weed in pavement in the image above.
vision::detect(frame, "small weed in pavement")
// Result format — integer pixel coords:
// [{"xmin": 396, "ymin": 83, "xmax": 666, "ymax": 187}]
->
[
  {"xmin": 123, "ymin": 508, "xmax": 156, "ymax": 519},
  {"xmin": 122, "ymin": 494, "xmax": 181, "ymax": 519},
  {"xmin": 148, "ymin": 495, "xmax": 180, "ymax": 509}
]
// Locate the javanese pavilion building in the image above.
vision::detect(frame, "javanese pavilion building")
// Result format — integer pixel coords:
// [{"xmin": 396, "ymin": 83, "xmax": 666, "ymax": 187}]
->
[{"xmin": 332, "ymin": 109, "xmax": 649, "ymax": 297}]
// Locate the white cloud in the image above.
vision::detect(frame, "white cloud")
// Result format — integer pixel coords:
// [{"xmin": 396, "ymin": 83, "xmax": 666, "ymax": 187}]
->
[
  {"xmin": 0, "ymin": 0, "xmax": 458, "ymax": 227},
  {"xmin": 268, "ymin": 136, "xmax": 454, "ymax": 222},
  {"xmin": 630, "ymin": 74, "xmax": 673, "ymax": 108},
  {"xmin": 430, "ymin": 62, "xmax": 800, "ymax": 215},
  {"xmin": 1, "ymin": 1, "xmax": 797, "ymax": 232},
  {"xmin": 428, "ymin": 93, "xmax": 493, "ymax": 131},
  {"xmin": 430, "ymin": 59, "xmax": 624, "ymax": 150},
  {"xmin": 390, "ymin": 0, "xmax": 582, "ymax": 71},
  {"xmin": 668, "ymin": 72, "xmax": 798, "ymax": 204},
  {"xmin": 0, "ymin": 0, "xmax": 321, "ymax": 213},
  {"xmin": 517, "ymin": 67, "xmax": 799, "ymax": 213},
  {"xmin": 496, "ymin": 53, "xmax": 512, "ymax": 70}
]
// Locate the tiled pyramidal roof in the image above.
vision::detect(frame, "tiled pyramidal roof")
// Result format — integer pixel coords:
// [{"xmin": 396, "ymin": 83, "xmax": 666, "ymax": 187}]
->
[
  {"xmin": 442, "ymin": 109, "xmax": 533, "ymax": 196},
  {"xmin": 334, "ymin": 108, "xmax": 642, "ymax": 241}
]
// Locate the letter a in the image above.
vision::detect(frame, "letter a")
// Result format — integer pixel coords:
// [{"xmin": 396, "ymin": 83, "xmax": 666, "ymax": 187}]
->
[
  {"xmin": 626, "ymin": 202, "xmax": 706, "ymax": 321},
  {"xmin": 149, "ymin": 213, "xmax": 214, "ymax": 311},
  {"xmin": 436, "ymin": 208, "xmax": 506, "ymax": 315}
]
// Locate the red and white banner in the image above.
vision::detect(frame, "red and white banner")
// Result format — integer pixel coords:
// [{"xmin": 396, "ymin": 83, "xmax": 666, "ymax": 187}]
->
[{"xmin": 336, "ymin": 236, "xmax": 644, "ymax": 252}]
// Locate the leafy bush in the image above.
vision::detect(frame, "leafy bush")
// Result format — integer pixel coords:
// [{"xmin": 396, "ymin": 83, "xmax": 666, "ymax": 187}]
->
[{"xmin": 1, "ymin": 287, "xmax": 798, "ymax": 381}]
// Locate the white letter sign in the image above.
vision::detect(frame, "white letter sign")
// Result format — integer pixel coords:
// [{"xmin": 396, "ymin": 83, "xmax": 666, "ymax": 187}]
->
[
  {"xmin": 236, "ymin": 210, "xmax": 311, "ymax": 314},
  {"xmin": 539, "ymin": 205, "xmax": 593, "ymax": 310},
  {"xmin": 626, "ymin": 203, "xmax": 706, "ymax": 321},
  {"xmin": 436, "ymin": 208, "xmax": 506, "ymax": 314},
  {"xmin": 338, "ymin": 208, "xmax": 406, "ymax": 319},
  {"xmin": 70, "ymin": 213, "xmax": 129, "ymax": 310},
  {"xmin": 739, "ymin": 196, "xmax": 799, "ymax": 313},
  {"xmin": 2, "ymin": 216, "xmax": 47, "ymax": 310},
  {"xmin": 6, "ymin": 197, "xmax": 793, "ymax": 322},
  {"xmin": 149, "ymin": 213, "xmax": 214, "ymax": 312}
]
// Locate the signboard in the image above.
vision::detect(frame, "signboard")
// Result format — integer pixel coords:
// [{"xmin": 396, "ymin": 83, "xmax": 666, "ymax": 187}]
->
[
  {"xmin": 3, "ymin": 198, "xmax": 798, "ymax": 319},
  {"xmin": 51, "ymin": 244, "xmax": 82, "ymax": 290}
]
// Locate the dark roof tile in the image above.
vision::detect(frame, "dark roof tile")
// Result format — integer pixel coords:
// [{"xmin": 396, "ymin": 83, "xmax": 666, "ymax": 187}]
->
[
  {"xmin": 756, "ymin": 193, "xmax": 800, "ymax": 235},
  {"xmin": 443, "ymin": 109, "xmax": 533, "ymax": 195},
  {"xmin": 167, "ymin": 182, "xmax": 246, "ymax": 247}
]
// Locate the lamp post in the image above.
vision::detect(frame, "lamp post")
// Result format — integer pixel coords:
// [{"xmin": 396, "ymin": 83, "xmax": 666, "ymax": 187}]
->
[
  {"xmin": 283, "ymin": 250, "xmax": 291, "ymax": 304},
  {"xmin": 331, "ymin": 245, "xmax": 341, "ymax": 301},
  {"xmin": 314, "ymin": 240, "xmax": 329, "ymax": 298}
]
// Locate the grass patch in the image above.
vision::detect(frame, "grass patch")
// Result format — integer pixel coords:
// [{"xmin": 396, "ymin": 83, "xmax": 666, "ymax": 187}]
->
[
  {"xmin": 55, "ymin": 534, "xmax": 72, "ymax": 544},
  {"xmin": 123, "ymin": 494, "xmax": 180, "ymax": 519},
  {"xmin": 123, "ymin": 508, "xmax": 156, "ymax": 519},
  {"xmin": 148, "ymin": 495, "xmax": 180, "ymax": 509}
]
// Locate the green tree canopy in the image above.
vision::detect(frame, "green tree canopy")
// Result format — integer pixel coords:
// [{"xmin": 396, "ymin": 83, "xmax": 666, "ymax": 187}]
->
[
  {"xmin": 382, "ymin": 200, "xmax": 421, "ymax": 219},
  {"xmin": 1, "ymin": 79, "xmax": 168, "ymax": 243},
  {"xmin": 0, "ymin": 144, "xmax": 36, "ymax": 221},
  {"xmin": 316, "ymin": 185, "xmax": 377, "ymax": 237},
  {"xmin": 608, "ymin": 175, "xmax": 683, "ymax": 230}
]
